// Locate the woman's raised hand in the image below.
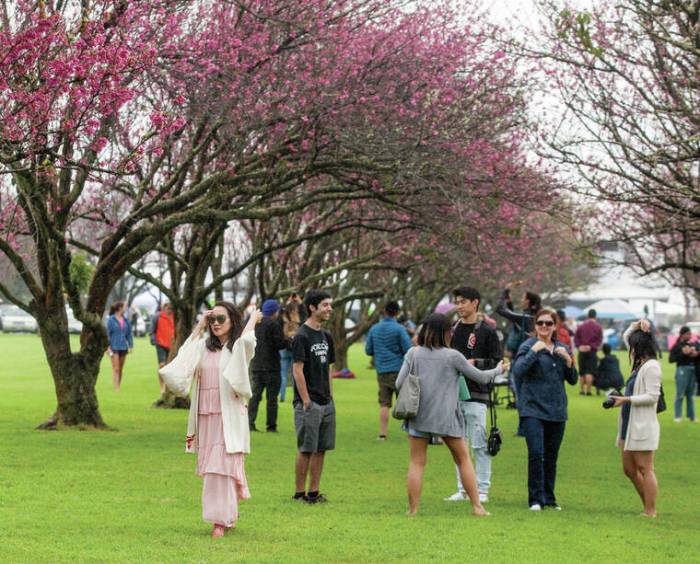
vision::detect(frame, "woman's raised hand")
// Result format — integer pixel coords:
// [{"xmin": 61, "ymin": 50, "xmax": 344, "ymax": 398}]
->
[{"xmin": 194, "ymin": 310, "xmax": 213, "ymax": 337}]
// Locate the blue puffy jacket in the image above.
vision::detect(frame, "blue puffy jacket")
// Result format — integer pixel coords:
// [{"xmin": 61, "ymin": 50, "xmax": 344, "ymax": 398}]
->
[{"xmin": 365, "ymin": 317, "xmax": 412, "ymax": 373}]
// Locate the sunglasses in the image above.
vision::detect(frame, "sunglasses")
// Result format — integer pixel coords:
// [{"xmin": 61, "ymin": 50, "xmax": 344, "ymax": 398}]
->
[
  {"xmin": 208, "ymin": 314, "xmax": 228, "ymax": 325},
  {"xmin": 536, "ymin": 320, "xmax": 555, "ymax": 327}
]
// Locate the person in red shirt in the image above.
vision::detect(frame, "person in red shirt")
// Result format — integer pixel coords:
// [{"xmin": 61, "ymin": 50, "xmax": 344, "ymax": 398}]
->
[
  {"xmin": 574, "ymin": 308, "xmax": 604, "ymax": 396},
  {"xmin": 152, "ymin": 303, "xmax": 175, "ymax": 395},
  {"xmin": 556, "ymin": 310, "xmax": 573, "ymax": 348}
]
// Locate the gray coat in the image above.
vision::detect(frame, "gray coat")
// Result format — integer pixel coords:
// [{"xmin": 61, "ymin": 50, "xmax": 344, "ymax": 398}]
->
[{"xmin": 396, "ymin": 346, "xmax": 501, "ymax": 437}]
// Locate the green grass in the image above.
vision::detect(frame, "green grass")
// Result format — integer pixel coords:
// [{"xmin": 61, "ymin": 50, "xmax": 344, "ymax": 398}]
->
[{"xmin": 0, "ymin": 334, "xmax": 698, "ymax": 563}]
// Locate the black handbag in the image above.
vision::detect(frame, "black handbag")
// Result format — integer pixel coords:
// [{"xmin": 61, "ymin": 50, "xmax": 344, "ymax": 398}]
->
[
  {"xmin": 486, "ymin": 387, "xmax": 502, "ymax": 456},
  {"xmin": 657, "ymin": 384, "xmax": 666, "ymax": 413}
]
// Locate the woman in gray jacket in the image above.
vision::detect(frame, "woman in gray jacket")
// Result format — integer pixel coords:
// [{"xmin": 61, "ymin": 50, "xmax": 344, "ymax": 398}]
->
[
  {"xmin": 609, "ymin": 319, "xmax": 662, "ymax": 517},
  {"xmin": 396, "ymin": 313, "xmax": 504, "ymax": 516}
]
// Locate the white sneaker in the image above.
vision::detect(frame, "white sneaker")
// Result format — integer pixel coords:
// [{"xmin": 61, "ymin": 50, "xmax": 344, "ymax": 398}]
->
[
  {"xmin": 529, "ymin": 503, "xmax": 542, "ymax": 511},
  {"xmin": 444, "ymin": 491, "xmax": 467, "ymax": 501},
  {"xmin": 674, "ymin": 418, "xmax": 682, "ymax": 423},
  {"xmin": 479, "ymin": 493, "xmax": 489, "ymax": 503}
]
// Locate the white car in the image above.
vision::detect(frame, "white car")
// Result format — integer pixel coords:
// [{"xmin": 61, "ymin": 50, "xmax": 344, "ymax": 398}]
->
[
  {"xmin": 0, "ymin": 304, "xmax": 38, "ymax": 333},
  {"xmin": 66, "ymin": 307, "xmax": 83, "ymax": 334}
]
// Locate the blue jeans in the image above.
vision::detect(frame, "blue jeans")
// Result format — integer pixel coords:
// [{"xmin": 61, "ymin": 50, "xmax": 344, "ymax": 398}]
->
[
  {"xmin": 674, "ymin": 365, "xmax": 697, "ymax": 420},
  {"xmin": 521, "ymin": 417, "xmax": 566, "ymax": 507},
  {"xmin": 279, "ymin": 349, "xmax": 293, "ymax": 401}
]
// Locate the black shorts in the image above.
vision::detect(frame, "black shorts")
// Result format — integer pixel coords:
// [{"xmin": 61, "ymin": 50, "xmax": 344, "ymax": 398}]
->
[
  {"xmin": 578, "ymin": 351, "xmax": 598, "ymax": 376},
  {"xmin": 112, "ymin": 349, "xmax": 128, "ymax": 358},
  {"xmin": 294, "ymin": 401, "xmax": 336, "ymax": 453}
]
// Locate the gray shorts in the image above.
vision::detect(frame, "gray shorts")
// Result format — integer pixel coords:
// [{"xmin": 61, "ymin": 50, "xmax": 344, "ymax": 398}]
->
[{"xmin": 294, "ymin": 401, "xmax": 336, "ymax": 453}]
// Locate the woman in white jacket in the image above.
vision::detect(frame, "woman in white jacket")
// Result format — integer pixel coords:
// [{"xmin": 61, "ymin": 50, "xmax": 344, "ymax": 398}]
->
[
  {"xmin": 160, "ymin": 302, "xmax": 262, "ymax": 538},
  {"xmin": 609, "ymin": 319, "xmax": 661, "ymax": 517}
]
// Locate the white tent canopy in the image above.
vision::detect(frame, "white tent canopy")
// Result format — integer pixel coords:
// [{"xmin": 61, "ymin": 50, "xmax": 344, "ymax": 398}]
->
[{"xmin": 585, "ymin": 299, "xmax": 639, "ymax": 320}]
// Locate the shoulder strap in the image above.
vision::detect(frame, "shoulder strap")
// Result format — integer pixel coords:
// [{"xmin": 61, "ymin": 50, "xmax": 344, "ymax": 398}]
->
[{"xmin": 489, "ymin": 387, "xmax": 498, "ymax": 427}]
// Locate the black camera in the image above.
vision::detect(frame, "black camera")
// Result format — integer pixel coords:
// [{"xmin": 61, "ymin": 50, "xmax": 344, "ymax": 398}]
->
[{"xmin": 602, "ymin": 390, "xmax": 623, "ymax": 409}]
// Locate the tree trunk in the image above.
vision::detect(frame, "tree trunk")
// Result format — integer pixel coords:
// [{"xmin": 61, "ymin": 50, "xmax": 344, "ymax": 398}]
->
[
  {"xmin": 36, "ymin": 312, "xmax": 107, "ymax": 429},
  {"xmin": 151, "ymin": 303, "xmax": 196, "ymax": 409},
  {"xmin": 333, "ymin": 341, "xmax": 348, "ymax": 372}
]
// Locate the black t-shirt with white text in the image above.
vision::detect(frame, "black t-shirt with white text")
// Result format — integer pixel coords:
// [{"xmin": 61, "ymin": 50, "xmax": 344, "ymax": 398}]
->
[{"xmin": 292, "ymin": 324, "xmax": 335, "ymax": 405}]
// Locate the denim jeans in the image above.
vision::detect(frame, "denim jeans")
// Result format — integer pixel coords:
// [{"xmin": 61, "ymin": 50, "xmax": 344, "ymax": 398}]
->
[
  {"xmin": 279, "ymin": 349, "xmax": 293, "ymax": 401},
  {"xmin": 456, "ymin": 401, "xmax": 491, "ymax": 495},
  {"xmin": 521, "ymin": 417, "xmax": 566, "ymax": 507},
  {"xmin": 674, "ymin": 365, "xmax": 697, "ymax": 420}
]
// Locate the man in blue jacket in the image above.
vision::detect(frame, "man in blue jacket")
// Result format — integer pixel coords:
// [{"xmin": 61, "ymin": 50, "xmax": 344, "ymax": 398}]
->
[{"xmin": 365, "ymin": 301, "xmax": 412, "ymax": 440}]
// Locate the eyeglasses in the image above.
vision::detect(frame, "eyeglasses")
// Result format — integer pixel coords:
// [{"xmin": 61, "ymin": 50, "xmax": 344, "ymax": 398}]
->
[
  {"xmin": 208, "ymin": 315, "xmax": 228, "ymax": 325},
  {"xmin": 536, "ymin": 320, "xmax": 555, "ymax": 327}
]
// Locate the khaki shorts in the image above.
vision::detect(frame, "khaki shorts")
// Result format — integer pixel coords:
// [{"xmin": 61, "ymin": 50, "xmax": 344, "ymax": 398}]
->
[{"xmin": 377, "ymin": 372, "xmax": 399, "ymax": 407}]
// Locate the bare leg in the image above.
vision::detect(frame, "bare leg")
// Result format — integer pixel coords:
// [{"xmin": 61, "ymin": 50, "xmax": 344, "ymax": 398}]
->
[
  {"xmin": 579, "ymin": 375, "xmax": 585, "ymax": 393},
  {"xmin": 633, "ymin": 451, "xmax": 657, "ymax": 517},
  {"xmin": 119, "ymin": 354, "xmax": 127, "ymax": 388},
  {"xmin": 443, "ymin": 436, "xmax": 489, "ymax": 516},
  {"xmin": 295, "ymin": 452, "xmax": 311, "ymax": 493},
  {"xmin": 308, "ymin": 452, "xmax": 325, "ymax": 492},
  {"xmin": 622, "ymin": 449, "xmax": 645, "ymax": 505},
  {"xmin": 111, "ymin": 354, "xmax": 121, "ymax": 391},
  {"xmin": 584, "ymin": 374, "xmax": 593, "ymax": 394},
  {"xmin": 379, "ymin": 406, "xmax": 389, "ymax": 437},
  {"xmin": 407, "ymin": 436, "xmax": 429, "ymax": 515},
  {"xmin": 158, "ymin": 363, "xmax": 166, "ymax": 395}
]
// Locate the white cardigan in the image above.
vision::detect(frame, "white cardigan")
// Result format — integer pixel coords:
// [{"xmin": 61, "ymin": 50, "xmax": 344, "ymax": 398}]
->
[
  {"xmin": 159, "ymin": 330, "xmax": 256, "ymax": 455},
  {"xmin": 616, "ymin": 324, "xmax": 661, "ymax": 451}
]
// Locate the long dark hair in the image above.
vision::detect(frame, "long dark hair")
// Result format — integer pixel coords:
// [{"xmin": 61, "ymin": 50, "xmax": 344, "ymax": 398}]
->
[
  {"xmin": 628, "ymin": 329, "xmax": 658, "ymax": 372},
  {"xmin": 417, "ymin": 313, "xmax": 452, "ymax": 349},
  {"xmin": 109, "ymin": 301, "xmax": 125, "ymax": 316},
  {"xmin": 205, "ymin": 301, "xmax": 243, "ymax": 352}
]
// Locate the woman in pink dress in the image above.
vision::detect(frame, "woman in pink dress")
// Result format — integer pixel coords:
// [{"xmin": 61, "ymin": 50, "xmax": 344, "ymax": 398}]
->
[{"xmin": 160, "ymin": 302, "xmax": 261, "ymax": 538}]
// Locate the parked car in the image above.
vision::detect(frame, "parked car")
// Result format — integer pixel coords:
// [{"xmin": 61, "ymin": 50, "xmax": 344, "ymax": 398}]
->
[
  {"xmin": 0, "ymin": 304, "xmax": 38, "ymax": 333},
  {"xmin": 66, "ymin": 307, "xmax": 83, "ymax": 334}
]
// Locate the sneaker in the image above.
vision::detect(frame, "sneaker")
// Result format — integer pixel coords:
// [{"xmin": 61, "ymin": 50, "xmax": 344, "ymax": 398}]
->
[
  {"xmin": 479, "ymin": 493, "xmax": 489, "ymax": 503},
  {"xmin": 266, "ymin": 427, "xmax": 278, "ymax": 432},
  {"xmin": 544, "ymin": 503, "xmax": 562, "ymax": 511},
  {"xmin": 305, "ymin": 493, "xmax": 328, "ymax": 504},
  {"xmin": 586, "ymin": 391, "xmax": 592, "ymax": 396},
  {"xmin": 529, "ymin": 503, "xmax": 542, "ymax": 511},
  {"xmin": 579, "ymin": 391, "xmax": 585, "ymax": 396},
  {"xmin": 250, "ymin": 425, "xmax": 260, "ymax": 432},
  {"xmin": 444, "ymin": 491, "xmax": 467, "ymax": 501},
  {"xmin": 377, "ymin": 435, "xmax": 387, "ymax": 441},
  {"xmin": 292, "ymin": 492, "xmax": 307, "ymax": 502},
  {"xmin": 674, "ymin": 418, "xmax": 682, "ymax": 423}
]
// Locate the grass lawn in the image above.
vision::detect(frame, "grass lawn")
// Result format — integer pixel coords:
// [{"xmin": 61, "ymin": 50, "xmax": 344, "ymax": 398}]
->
[{"xmin": 1, "ymin": 334, "xmax": 698, "ymax": 563}]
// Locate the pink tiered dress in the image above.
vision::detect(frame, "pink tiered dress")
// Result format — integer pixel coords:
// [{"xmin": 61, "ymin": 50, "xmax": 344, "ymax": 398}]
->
[{"xmin": 197, "ymin": 349, "xmax": 250, "ymax": 527}]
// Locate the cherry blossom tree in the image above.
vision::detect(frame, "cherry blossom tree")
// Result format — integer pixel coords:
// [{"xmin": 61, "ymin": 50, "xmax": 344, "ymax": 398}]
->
[{"xmin": 534, "ymin": 1, "xmax": 700, "ymax": 300}]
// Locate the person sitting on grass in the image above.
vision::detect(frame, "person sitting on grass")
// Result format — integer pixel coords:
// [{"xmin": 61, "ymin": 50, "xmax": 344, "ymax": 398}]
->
[
  {"xmin": 396, "ymin": 313, "xmax": 504, "ymax": 517},
  {"xmin": 595, "ymin": 343, "xmax": 624, "ymax": 393}
]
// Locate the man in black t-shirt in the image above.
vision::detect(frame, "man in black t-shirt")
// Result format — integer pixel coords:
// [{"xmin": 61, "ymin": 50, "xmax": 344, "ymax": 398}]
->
[
  {"xmin": 291, "ymin": 289, "xmax": 336, "ymax": 504},
  {"xmin": 445, "ymin": 286, "xmax": 502, "ymax": 504}
]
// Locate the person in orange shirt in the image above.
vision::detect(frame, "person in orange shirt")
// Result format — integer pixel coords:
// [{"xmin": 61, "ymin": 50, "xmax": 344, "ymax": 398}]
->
[
  {"xmin": 152, "ymin": 302, "xmax": 175, "ymax": 395},
  {"xmin": 556, "ymin": 310, "xmax": 573, "ymax": 348}
]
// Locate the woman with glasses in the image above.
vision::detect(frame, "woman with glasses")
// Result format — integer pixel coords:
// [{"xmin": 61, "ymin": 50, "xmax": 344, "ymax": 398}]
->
[
  {"xmin": 160, "ymin": 302, "xmax": 262, "ymax": 538},
  {"xmin": 512, "ymin": 308, "xmax": 578, "ymax": 511}
]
